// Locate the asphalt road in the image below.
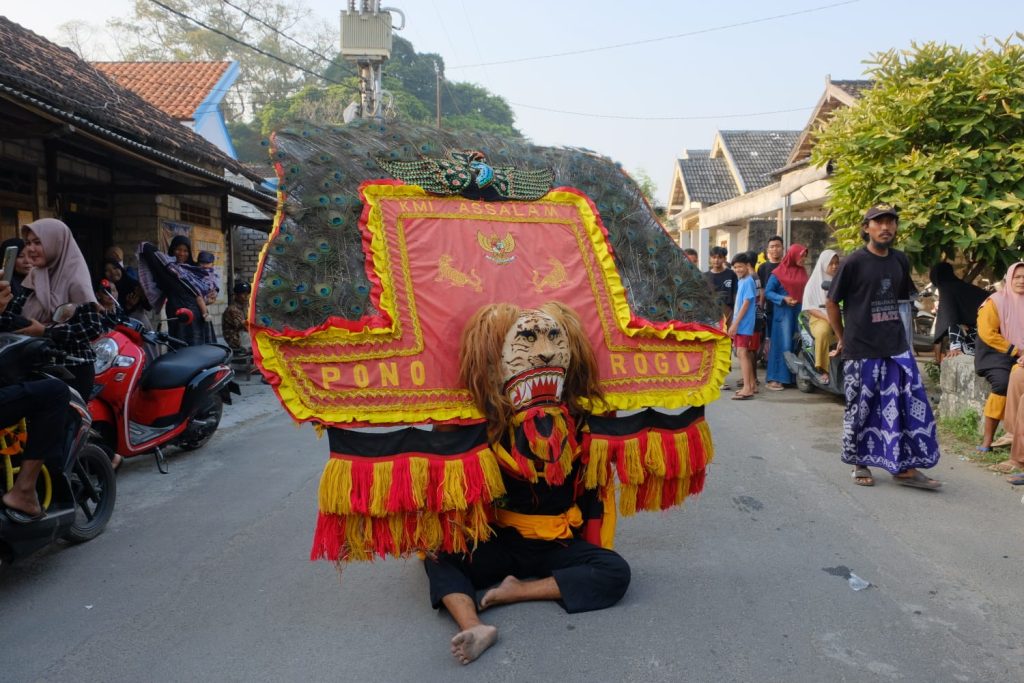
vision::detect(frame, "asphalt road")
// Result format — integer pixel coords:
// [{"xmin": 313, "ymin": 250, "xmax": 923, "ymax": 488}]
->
[{"xmin": 2, "ymin": 377, "xmax": 1023, "ymax": 682}]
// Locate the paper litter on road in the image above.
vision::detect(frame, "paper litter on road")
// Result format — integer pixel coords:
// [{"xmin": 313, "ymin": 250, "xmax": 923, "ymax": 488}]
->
[{"xmin": 848, "ymin": 573, "xmax": 871, "ymax": 591}]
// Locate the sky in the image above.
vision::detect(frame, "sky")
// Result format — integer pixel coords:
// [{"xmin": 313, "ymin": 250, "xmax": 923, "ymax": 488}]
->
[{"xmin": 4, "ymin": 0, "xmax": 1023, "ymax": 204}]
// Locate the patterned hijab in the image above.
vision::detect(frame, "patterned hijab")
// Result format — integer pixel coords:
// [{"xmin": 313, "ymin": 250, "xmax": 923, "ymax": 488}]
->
[
  {"xmin": 21, "ymin": 218, "xmax": 97, "ymax": 323},
  {"xmin": 772, "ymin": 244, "xmax": 810, "ymax": 303},
  {"xmin": 802, "ymin": 249, "xmax": 838, "ymax": 311},
  {"xmin": 990, "ymin": 262, "xmax": 1024, "ymax": 349}
]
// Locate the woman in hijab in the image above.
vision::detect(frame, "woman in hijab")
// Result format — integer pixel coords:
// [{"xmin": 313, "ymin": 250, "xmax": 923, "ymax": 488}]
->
[
  {"xmin": 802, "ymin": 249, "xmax": 840, "ymax": 384},
  {"xmin": 12, "ymin": 219, "xmax": 105, "ymax": 402},
  {"xmin": 764, "ymin": 244, "xmax": 809, "ymax": 390},
  {"xmin": 104, "ymin": 258, "xmax": 151, "ymax": 322},
  {"xmin": 929, "ymin": 262, "xmax": 988, "ymax": 358},
  {"xmin": 158, "ymin": 235, "xmax": 207, "ymax": 346},
  {"xmin": 0, "ymin": 237, "xmax": 32, "ymax": 296},
  {"xmin": 977, "ymin": 262, "xmax": 1024, "ymax": 466}
]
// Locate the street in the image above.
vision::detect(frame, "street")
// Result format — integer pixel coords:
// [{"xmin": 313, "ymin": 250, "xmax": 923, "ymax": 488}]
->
[{"xmin": 2, "ymin": 377, "xmax": 1022, "ymax": 683}]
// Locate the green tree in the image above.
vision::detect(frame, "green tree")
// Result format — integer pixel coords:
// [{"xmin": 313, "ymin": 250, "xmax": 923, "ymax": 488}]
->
[
  {"xmin": 632, "ymin": 168, "xmax": 666, "ymax": 220},
  {"xmin": 811, "ymin": 35, "xmax": 1024, "ymax": 275},
  {"xmin": 108, "ymin": 0, "xmax": 337, "ymax": 120}
]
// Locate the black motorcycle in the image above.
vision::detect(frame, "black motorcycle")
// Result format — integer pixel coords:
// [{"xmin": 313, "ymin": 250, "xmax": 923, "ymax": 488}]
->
[{"xmin": 0, "ymin": 333, "xmax": 116, "ymax": 570}]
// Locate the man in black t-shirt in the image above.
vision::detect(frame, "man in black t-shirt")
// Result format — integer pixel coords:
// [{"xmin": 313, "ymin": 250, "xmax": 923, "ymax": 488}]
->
[
  {"xmin": 704, "ymin": 246, "xmax": 737, "ymax": 327},
  {"xmin": 826, "ymin": 204, "xmax": 941, "ymax": 490}
]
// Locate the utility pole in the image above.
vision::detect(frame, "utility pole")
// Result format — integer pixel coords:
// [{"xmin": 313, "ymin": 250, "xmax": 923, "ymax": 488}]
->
[
  {"xmin": 339, "ymin": 1, "xmax": 405, "ymax": 119},
  {"xmin": 434, "ymin": 60, "xmax": 442, "ymax": 128}
]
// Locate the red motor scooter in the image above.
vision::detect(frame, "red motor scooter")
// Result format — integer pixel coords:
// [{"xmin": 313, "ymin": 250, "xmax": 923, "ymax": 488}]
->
[{"xmin": 88, "ymin": 309, "xmax": 240, "ymax": 473}]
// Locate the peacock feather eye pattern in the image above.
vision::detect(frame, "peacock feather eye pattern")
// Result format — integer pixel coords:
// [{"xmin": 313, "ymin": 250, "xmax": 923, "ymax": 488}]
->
[{"xmin": 253, "ymin": 119, "xmax": 721, "ymax": 331}]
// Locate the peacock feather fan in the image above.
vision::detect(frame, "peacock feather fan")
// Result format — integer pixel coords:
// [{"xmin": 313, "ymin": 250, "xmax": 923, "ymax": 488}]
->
[{"xmin": 255, "ymin": 119, "xmax": 719, "ymax": 329}]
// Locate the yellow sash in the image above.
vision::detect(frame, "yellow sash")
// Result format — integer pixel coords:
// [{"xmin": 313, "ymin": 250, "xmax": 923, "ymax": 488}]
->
[{"xmin": 494, "ymin": 505, "xmax": 583, "ymax": 541}]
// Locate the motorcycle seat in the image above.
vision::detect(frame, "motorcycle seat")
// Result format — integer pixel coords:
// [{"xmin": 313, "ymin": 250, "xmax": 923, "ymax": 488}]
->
[{"xmin": 140, "ymin": 345, "xmax": 231, "ymax": 390}]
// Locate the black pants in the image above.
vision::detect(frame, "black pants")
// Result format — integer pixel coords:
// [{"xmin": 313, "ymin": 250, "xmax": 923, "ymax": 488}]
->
[
  {"xmin": 423, "ymin": 526, "xmax": 630, "ymax": 614},
  {"xmin": 981, "ymin": 365, "xmax": 1010, "ymax": 396},
  {"xmin": 0, "ymin": 379, "xmax": 69, "ymax": 461},
  {"xmin": 65, "ymin": 363, "xmax": 95, "ymax": 401}
]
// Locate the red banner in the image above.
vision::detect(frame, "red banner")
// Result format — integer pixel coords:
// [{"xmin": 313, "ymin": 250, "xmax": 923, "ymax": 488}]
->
[{"xmin": 254, "ymin": 183, "xmax": 729, "ymax": 425}]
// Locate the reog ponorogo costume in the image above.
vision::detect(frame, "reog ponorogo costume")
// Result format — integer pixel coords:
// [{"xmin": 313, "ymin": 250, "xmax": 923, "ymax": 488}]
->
[{"xmin": 249, "ymin": 119, "xmax": 730, "ymax": 562}]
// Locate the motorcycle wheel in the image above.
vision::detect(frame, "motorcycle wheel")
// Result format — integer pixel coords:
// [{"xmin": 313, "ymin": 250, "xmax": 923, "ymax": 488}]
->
[
  {"xmin": 64, "ymin": 443, "xmax": 117, "ymax": 544},
  {"xmin": 796, "ymin": 372, "xmax": 815, "ymax": 394},
  {"xmin": 177, "ymin": 395, "xmax": 224, "ymax": 451}
]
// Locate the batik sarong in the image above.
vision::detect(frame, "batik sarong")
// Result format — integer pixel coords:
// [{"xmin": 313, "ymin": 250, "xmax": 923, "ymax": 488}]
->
[{"xmin": 841, "ymin": 351, "xmax": 940, "ymax": 473}]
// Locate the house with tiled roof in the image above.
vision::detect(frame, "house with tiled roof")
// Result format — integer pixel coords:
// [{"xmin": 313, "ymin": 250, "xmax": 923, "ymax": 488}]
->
[
  {"xmin": 667, "ymin": 76, "xmax": 871, "ymax": 266},
  {"xmin": 0, "ymin": 16, "xmax": 275, "ymax": 315},
  {"xmin": 92, "ymin": 60, "xmax": 275, "ymax": 288},
  {"xmin": 667, "ymin": 130, "xmax": 800, "ymax": 265},
  {"xmin": 93, "ymin": 61, "xmax": 240, "ymax": 158}
]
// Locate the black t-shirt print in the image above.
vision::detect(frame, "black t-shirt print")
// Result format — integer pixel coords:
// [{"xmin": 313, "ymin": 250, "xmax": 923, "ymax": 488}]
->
[
  {"xmin": 704, "ymin": 268, "xmax": 738, "ymax": 309},
  {"xmin": 827, "ymin": 247, "xmax": 913, "ymax": 360}
]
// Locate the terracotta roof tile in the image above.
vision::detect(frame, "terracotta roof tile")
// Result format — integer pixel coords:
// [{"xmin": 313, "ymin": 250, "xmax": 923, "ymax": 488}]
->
[
  {"xmin": 0, "ymin": 17, "xmax": 251, "ymax": 178},
  {"xmin": 92, "ymin": 61, "xmax": 232, "ymax": 120}
]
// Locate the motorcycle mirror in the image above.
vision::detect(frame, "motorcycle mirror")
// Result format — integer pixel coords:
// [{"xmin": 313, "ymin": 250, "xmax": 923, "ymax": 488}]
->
[
  {"xmin": 52, "ymin": 302, "xmax": 76, "ymax": 324},
  {"xmin": 175, "ymin": 307, "xmax": 195, "ymax": 324},
  {"xmin": 821, "ymin": 279, "xmax": 832, "ymax": 291}
]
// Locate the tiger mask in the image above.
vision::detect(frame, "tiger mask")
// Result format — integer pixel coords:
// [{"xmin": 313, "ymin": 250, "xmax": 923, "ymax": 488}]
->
[{"xmin": 459, "ymin": 302, "xmax": 603, "ymax": 441}]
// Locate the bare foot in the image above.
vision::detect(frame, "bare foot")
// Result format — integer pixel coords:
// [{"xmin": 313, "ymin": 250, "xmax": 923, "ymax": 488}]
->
[
  {"xmin": 479, "ymin": 575, "xmax": 522, "ymax": 611},
  {"xmin": 450, "ymin": 624, "xmax": 498, "ymax": 665}
]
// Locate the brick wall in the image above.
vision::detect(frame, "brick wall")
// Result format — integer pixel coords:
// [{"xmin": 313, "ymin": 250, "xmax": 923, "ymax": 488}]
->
[{"xmin": 231, "ymin": 225, "xmax": 267, "ymax": 288}]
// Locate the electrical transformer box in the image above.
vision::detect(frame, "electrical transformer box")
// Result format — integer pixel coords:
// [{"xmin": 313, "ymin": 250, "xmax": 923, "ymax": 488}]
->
[{"xmin": 340, "ymin": 11, "xmax": 393, "ymax": 59}]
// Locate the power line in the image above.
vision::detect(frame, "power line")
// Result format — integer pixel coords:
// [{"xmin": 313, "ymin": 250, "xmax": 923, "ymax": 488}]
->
[
  {"xmin": 448, "ymin": 0, "xmax": 861, "ymax": 70},
  {"xmin": 217, "ymin": 0, "xmax": 353, "ymax": 76},
  {"xmin": 145, "ymin": 0, "xmax": 353, "ymax": 86},
  {"xmin": 509, "ymin": 102, "xmax": 813, "ymax": 121}
]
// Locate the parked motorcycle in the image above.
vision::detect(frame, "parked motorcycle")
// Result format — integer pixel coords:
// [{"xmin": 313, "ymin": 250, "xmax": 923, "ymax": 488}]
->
[
  {"xmin": 0, "ymin": 333, "xmax": 116, "ymax": 570},
  {"xmin": 783, "ymin": 310, "xmax": 845, "ymax": 396},
  {"xmin": 88, "ymin": 309, "xmax": 239, "ymax": 473}
]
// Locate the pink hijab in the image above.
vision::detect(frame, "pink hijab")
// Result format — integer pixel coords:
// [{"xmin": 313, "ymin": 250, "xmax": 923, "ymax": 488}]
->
[
  {"xmin": 21, "ymin": 218, "xmax": 97, "ymax": 323},
  {"xmin": 990, "ymin": 262, "xmax": 1024, "ymax": 349}
]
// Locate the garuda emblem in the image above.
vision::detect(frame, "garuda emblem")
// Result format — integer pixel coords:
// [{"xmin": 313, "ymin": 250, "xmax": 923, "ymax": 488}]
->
[
  {"xmin": 375, "ymin": 150, "xmax": 553, "ymax": 200},
  {"xmin": 477, "ymin": 231, "xmax": 516, "ymax": 265}
]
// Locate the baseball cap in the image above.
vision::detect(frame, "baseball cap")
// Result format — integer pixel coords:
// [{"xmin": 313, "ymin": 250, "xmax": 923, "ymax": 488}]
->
[{"xmin": 862, "ymin": 204, "xmax": 899, "ymax": 224}]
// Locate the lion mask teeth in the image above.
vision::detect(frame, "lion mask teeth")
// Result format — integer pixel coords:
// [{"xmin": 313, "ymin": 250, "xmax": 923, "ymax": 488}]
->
[{"xmin": 504, "ymin": 367, "xmax": 566, "ymax": 410}]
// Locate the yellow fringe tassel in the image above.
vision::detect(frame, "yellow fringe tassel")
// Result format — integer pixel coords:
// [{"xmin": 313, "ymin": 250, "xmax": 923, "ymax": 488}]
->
[
  {"xmin": 584, "ymin": 438, "xmax": 609, "ymax": 489},
  {"xmin": 441, "ymin": 460, "xmax": 468, "ymax": 511},
  {"xmin": 619, "ymin": 483, "xmax": 637, "ymax": 516},
  {"xmin": 645, "ymin": 432, "xmax": 667, "ymax": 477},
  {"xmin": 622, "ymin": 438, "xmax": 644, "ymax": 485},
  {"xmin": 673, "ymin": 432, "xmax": 691, "ymax": 479},
  {"xmin": 698, "ymin": 421, "xmax": 715, "ymax": 465},
  {"xmin": 409, "ymin": 457, "xmax": 429, "ymax": 509},
  {"xmin": 477, "ymin": 449, "xmax": 507, "ymax": 500},
  {"xmin": 319, "ymin": 458, "xmax": 353, "ymax": 515},
  {"xmin": 369, "ymin": 460, "xmax": 393, "ymax": 516}
]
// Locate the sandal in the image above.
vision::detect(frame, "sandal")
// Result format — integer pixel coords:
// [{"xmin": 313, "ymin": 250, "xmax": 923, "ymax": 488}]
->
[
  {"xmin": 991, "ymin": 434, "xmax": 1014, "ymax": 448},
  {"xmin": 731, "ymin": 393, "xmax": 754, "ymax": 400},
  {"xmin": 988, "ymin": 460, "xmax": 1023, "ymax": 474},
  {"xmin": 766, "ymin": 382, "xmax": 785, "ymax": 391},
  {"xmin": 976, "ymin": 445, "xmax": 992, "ymax": 453},
  {"xmin": 1006, "ymin": 473, "xmax": 1024, "ymax": 485},
  {"xmin": 893, "ymin": 470, "xmax": 942, "ymax": 490},
  {"xmin": 851, "ymin": 466, "xmax": 874, "ymax": 486}
]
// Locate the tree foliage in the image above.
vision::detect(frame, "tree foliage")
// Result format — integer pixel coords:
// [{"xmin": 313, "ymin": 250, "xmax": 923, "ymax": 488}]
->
[
  {"xmin": 811, "ymin": 35, "xmax": 1024, "ymax": 275},
  {"xmin": 108, "ymin": 0, "xmax": 336, "ymax": 120},
  {"xmin": 94, "ymin": 4, "xmax": 518, "ymax": 159}
]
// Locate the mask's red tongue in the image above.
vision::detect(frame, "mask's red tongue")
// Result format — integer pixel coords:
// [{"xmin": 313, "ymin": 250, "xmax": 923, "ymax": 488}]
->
[{"xmin": 503, "ymin": 366, "xmax": 566, "ymax": 410}]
